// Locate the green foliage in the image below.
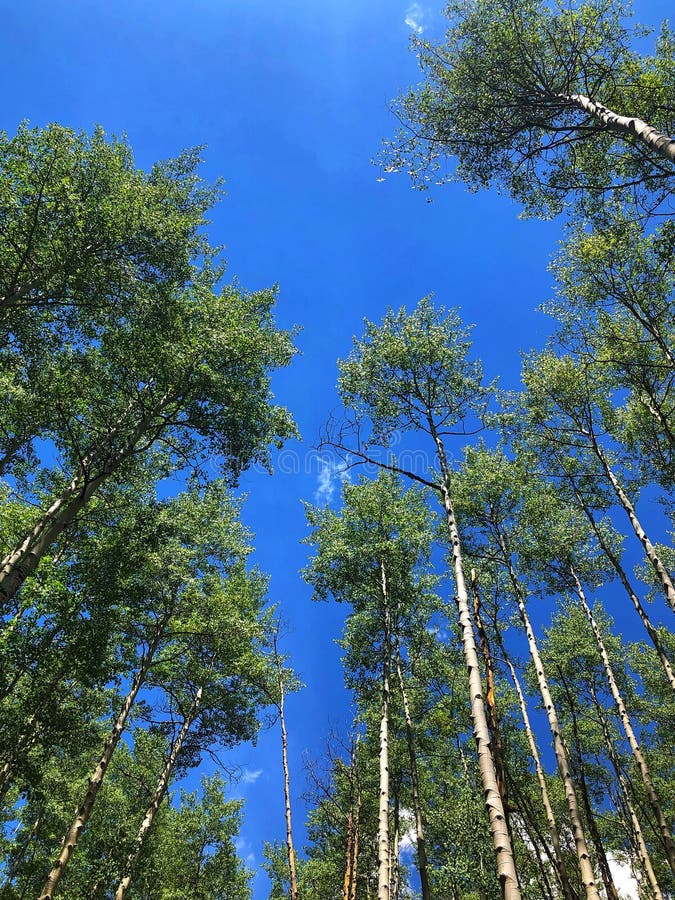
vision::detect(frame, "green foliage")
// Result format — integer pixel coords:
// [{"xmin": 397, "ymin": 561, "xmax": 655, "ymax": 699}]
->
[
  {"xmin": 132, "ymin": 776, "xmax": 252, "ymax": 900},
  {"xmin": 262, "ymin": 841, "xmax": 293, "ymax": 899},
  {"xmin": 384, "ymin": 0, "xmax": 675, "ymax": 216},
  {"xmin": 1, "ymin": 32, "xmax": 673, "ymax": 899},
  {"xmin": 338, "ymin": 297, "xmax": 489, "ymax": 444},
  {"xmin": 0, "ymin": 122, "xmax": 217, "ymax": 331},
  {"xmin": 536, "ymin": 607, "xmax": 675, "ymax": 896},
  {"xmin": 0, "ymin": 122, "xmax": 219, "ymax": 482},
  {"xmin": 547, "ymin": 207, "xmax": 675, "ymax": 488},
  {"xmin": 302, "ymin": 743, "xmax": 380, "ymax": 900},
  {"xmin": 0, "ymin": 123, "xmax": 287, "ymax": 900},
  {"xmin": 0, "ymin": 123, "xmax": 296, "ymax": 616}
]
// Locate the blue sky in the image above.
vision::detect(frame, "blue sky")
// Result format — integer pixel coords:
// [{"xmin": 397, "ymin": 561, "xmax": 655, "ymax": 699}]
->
[{"xmin": 1, "ymin": 1, "xmax": 672, "ymax": 896}]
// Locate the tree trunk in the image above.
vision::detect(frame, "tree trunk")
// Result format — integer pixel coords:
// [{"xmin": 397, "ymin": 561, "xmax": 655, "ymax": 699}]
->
[
  {"xmin": 395, "ymin": 641, "xmax": 431, "ymax": 900},
  {"xmin": 557, "ymin": 670, "xmax": 620, "ymax": 900},
  {"xmin": 276, "ymin": 642, "xmax": 299, "ymax": 900},
  {"xmin": 591, "ymin": 686, "xmax": 664, "ymax": 900},
  {"xmin": 344, "ymin": 736, "xmax": 362, "ymax": 900},
  {"xmin": 590, "ymin": 437, "xmax": 675, "ymax": 611},
  {"xmin": 506, "ymin": 778, "xmax": 564, "ymax": 900},
  {"xmin": 497, "ymin": 535, "xmax": 600, "ymax": 900},
  {"xmin": 351, "ymin": 780, "xmax": 361, "ymax": 900},
  {"xmin": 471, "ymin": 571, "xmax": 510, "ymax": 822},
  {"xmin": 498, "ymin": 637, "xmax": 574, "ymax": 900},
  {"xmin": 343, "ymin": 811, "xmax": 355, "ymax": 900},
  {"xmin": 344, "ymin": 807, "xmax": 354, "ymax": 900},
  {"xmin": 378, "ymin": 561, "xmax": 391, "ymax": 900},
  {"xmin": 561, "ymin": 92, "xmax": 675, "ymax": 163},
  {"xmin": 569, "ymin": 478, "xmax": 675, "ymax": 692},
  {"xmin": 570, "ymin": 566, "xmax": 675, "ymax": 872},
  {"xmin": 114, "ymin": 687, "xmax": 202, "ymax": 899},
  {"xmin": 431, "ymin": 426, "xmax": 521, "ymax": 900},
  {"xmin": 38, "ymin": 622, "xmax": 165, "ymax": 899},
  {"xmin": 0, "ymin": 398, "xmax": 168, "ymax": 606},
  {"xmin": 391, "ymin": 791, "xmax": 400, "ymax": 900},
  {"xmin": 637, "ymin": 382, "xmax": 675, "ymax": 449}
]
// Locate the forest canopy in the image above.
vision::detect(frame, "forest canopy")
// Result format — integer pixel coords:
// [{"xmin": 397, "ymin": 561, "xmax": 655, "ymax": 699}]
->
[{"xmin": 0, "ymin": 1, "xmax": 673, "ymax": 898}]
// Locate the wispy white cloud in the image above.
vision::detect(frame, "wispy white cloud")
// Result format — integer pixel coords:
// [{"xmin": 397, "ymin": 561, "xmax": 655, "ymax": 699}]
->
[
  {"xmin": 235, "ymin": 836, "xmax": 256, "ymax": 868},
  {"xmin": 405, "ymin": 2, "xmax": 425, "ymax": 34},
  {"xmin": 315, "ymin": 459, "xmax": 350, "ymax": 505},
  {"xmin": 316, "ymin": 464, "xmax": 334, "ymax": 505},
  {"xmin": 240, "ymin": 767, "xmax": 263, "ymax": 785}
]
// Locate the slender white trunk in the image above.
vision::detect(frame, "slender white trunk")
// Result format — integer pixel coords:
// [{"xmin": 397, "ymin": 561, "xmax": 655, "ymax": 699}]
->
[
  {"xmin": 621, "ymin": 784, "xmax": 664, "ymax": 900},
  {"xmin": 39, "ymin": 623, "xmax": 165, "ymax": 899},
  {"xmin": 563, "ymin": 676, "xmax": 620, "ymax": 900},
  {"xmin": 431, "ymin": 427, "xmax": 521, "ymax": 899},
  {"xmin": 350, "ymin": 780, "xmax": 361, "ymax": 900},
  {"xmin": 343, "ymin": 736, "xmax": 361, "ymax": 900},
  {"xmin": 592, "ymin": 687, "xmax": 664, "ymax": 900},
  {"xmin": 391, "ymin": 793, "xmax": 400, "ymax": 900},
  {"xmin": 395, "ymin": 643, "xmax": 431, "ymax": 900},
  {"xmin": 114, "ymin": 687, "xmax": 203, "ymax": 899},
  {"xmin": 498, "ymin": 535, "xmax": 600, "ymax": 900},
  {"xmin": 471, "ymin": 571, "xmax": 508, "ymax": 814},
  {"xmin": 590, "ymin": 438, "xmax": 675, "ymax": 611},
  {"xmin": 570, "ymin": 567, "xmax": 675, "ymax": 873},
  {"xmin": 502, "ymin": 652, "xmax": 572, "ymax": 900},
  {"xmin": 570, "ymin": 480, "xmax": 675, "ymax": 691},
  {"xmin": 561, "ymin": 92, "xmax": 675, "ymax": 163},
  {"xmin": 278, "ymin": 651, "xmax": 298, "ymax": 900},
  {"xmin": 343, "ymin": 809, "xmax": 354, "ymax": 900},
  {"xmin": 377, "ymin": 561, "xmax": 391, "ymax": 900}
]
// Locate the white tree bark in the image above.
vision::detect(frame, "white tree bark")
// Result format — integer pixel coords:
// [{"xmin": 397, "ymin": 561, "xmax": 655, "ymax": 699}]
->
[
  {"xmin": 395, "ymin": 644, "xmax": 431, "ymax": 900},
  {"xmin": 39, "ymin": 622, "xmax": 166, "ymax": 899},
  {"xmin": 570, "ymin": 567, "xmax": 675, "ymax": 873},
  {"xmin": 561, "ymin": 93, "xmax": 675, "ymax": 164},
  {"xmin": 377, "ymin": 561, "xmax": 391, "ymax": 900},
  {"xmin": 589, "ymin": 437, "xmax": 675, "ymax": 611},
  {"xmin": 503, "ymin": 653, "xmax": 573, "ymax": 899},
  {"xmin": 277, "ymin": 644, "xmax": 299, "ymax": 900},
  {"xmin": 593, "ymin": 686, "xmax": 664, "ymax": 900},
  {"xmin": 498, "ymin": 535, "xmax": 600, "ymax": 900},
  {"xmin": 431, "ymin": 427, "xmax": 522, "ymax": 900},
  {"xmin": 570, "ymin": 480, "xmax": 675, "ymax": 692},
  {"xmin": 114, "ymin": 687, "xmax": 203, "ymax": 899}
]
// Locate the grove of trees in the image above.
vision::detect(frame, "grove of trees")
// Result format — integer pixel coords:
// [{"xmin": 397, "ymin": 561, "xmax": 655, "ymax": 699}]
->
[{"xmin": 0, "ymin": 0, "xmax": 673, "ymax": 898}]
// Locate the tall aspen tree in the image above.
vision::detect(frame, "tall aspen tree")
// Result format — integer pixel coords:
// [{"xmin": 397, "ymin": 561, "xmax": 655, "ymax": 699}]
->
[{"xmin": 335, "ymin": 300, "xmax": 521, "ymax": 898}]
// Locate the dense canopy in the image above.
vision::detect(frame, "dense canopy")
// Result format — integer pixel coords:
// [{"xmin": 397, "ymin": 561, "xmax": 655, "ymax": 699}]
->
[{"xmin": 0, "ymin": 2, "xmax": 673, "ymax": 899}]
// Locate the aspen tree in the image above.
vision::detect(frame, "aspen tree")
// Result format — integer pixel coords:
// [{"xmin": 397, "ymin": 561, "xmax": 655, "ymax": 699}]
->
[
  {"xmin": 305, "ymin": 470, "xmax": 441, "ymax": 900},
  {"xmin": 0, "ymin": 283, "xmax": 295, "ymax": 608},
  {"xmin": 35, "ymin": 483, "xmax": 266, "ymax": 896},
  {"xmin": 450, "ymin": 446, "xmax": 600, "ymax": 899},
  {"xmin": 384, "ymin": 0, "xmax": 675, "ymax": 217},
  {"xmin": 335, "ymin": 300, "xmax": 521, "ymax": 898}
]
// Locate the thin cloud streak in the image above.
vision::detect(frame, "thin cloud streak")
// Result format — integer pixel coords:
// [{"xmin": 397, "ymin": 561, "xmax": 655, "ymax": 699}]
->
[
  {"xmin": 405, "ymin": 2, "xmax": 425, "ymax": 34},
  {"xmin": 241, "ymin": 767, "xmax": 263, "ymax": 785},
  {"xmin": 315, "ymin": 459, "xmax": 350, "ymax": 505}
]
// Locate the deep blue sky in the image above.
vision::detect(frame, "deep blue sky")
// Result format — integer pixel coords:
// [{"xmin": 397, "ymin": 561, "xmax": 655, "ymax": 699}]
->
[{"xmin": 2, "ymin": 1, "xmax": 671, "ymax": 896}]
